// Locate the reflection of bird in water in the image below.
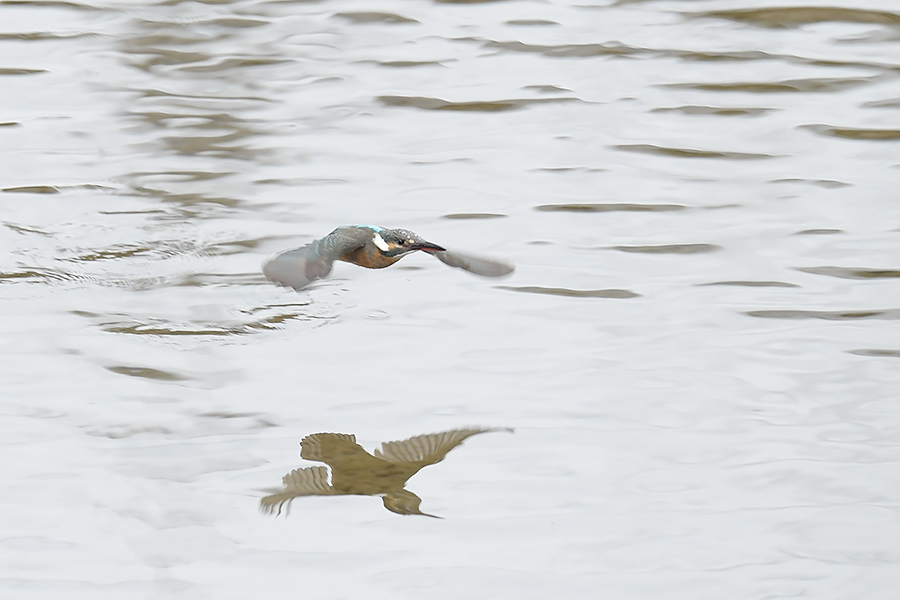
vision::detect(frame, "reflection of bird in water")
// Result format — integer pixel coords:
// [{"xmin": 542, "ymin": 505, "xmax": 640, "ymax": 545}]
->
[
  {"xmin": 263, "ymin": 225, "xmax": 514, "ymax": 290},
  {"xmin": 260, "ymin": 426, "xmax": 513, "ymax": 518}
]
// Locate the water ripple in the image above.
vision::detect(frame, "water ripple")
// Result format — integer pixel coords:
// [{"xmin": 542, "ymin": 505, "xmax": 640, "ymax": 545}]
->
[
  {"xmin": 797, "ymin": 266, "xmax": 900, "ymax": 280},
  {"xmin": 651, "ymin": 105, "xmax": 775, "ymax": 117},
  {"xmin": 613, "ymin": 243, "xmax": 720, "ymax": 255},
  {"xmin": 616, "ymin": 144, "xmax": 776, "ymax": 160},
  {"xmin": 848, "ymin": 349, "xmax": 900, "ymax": 358},
  {"xmin": 663, "ymin": 77, "xmax": 878, "ymax": 94},
  {"xmin": 378, "ymin": 95, "xmax": 583, "ymax": 112},
  {"xmin": 333, "ymin": 12, "xmax": 418, "ymax": 24},
  {"xmin": 536, "ymin": 203, "xmax": 687, "ymax": 213},
  {"xmin": 498, "ymin": 286, "xmax": 640, "ymax": 299},
  {"xmin": 692, "ymin": 7, "xmax": 900, "ymax": 28},
  {"xmin": 746, "ymin": 309, "xmax": 900, "ymax": 320},
  {"xmin": 803, "ymin": 125, "xmax": 900, "ymax": 141}
]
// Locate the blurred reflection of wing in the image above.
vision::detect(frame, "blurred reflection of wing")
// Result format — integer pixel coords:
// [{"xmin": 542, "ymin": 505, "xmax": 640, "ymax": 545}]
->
[
  {"xmin": 259, "ymin": 466, "xmax": 335, "ymax": 516},
  {"xmin": 300, "ymin": 433, "xmax": 364, "ymax": 463},
  {"xmin": 374, "ymin": 426, "xmax": 513, "ymax": 466},
  {"xmin": 432, "ymin": 250, "xmax": 514, "ymax": 277}
]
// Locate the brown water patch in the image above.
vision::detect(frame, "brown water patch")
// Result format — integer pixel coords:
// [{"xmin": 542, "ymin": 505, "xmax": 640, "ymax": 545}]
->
[
  {"xmin": 95, "ymin": 308, "xmax": 333, "ymax": 336},
  {"xmin": 0, "ymin": 68, "xmax": 46, "ymax": 75},
  {"xmin": 803, "ymin": 124, "xmax": 900, "ymax": 141},
  {"xmin": 848, "ymin": 349, "xmax": 900, "ymax": 358},
  {"xmin": 532, "ymin": 166, "xmax": 606, "ymax": 173},
  {"xmin": 378, "ymin": 95, "xmax": 581, "ymax": 112},
  {"xmin": 376, "ymin": 60, "xmax": 447, "ymax": 68},
  {"xmin": 772, "ymin": 178, "xmax": 850, "ymax": 188},
  {"xmin": 865, "ymin": 98, "xmax": 900, "ymax": 109},
  {"xmin": 207, "ymin": 17, "xmax": 269, "ymax": 28},
  {"xmin": 536, "ymin": 203, "xmax": 686, "ymax": 213},
  {"xmin": 652, "ymin": 105, "xmax": 774, "ymax": 117},
  {"xmin": 481, "ymin": 40, "xmax": 645, "ymax": 58},
  {"xmin": 3, "ymin": 185, "xmax": 60, "ymax": 194},
  {"xmin": 507, "ymin": 20, "xmax": 559, "ymax": 26},
  {"xmin": 3, "ymin": 223, "xmax": 50, "ymax": 235},
  {"xmin": 256, "ymin": 177, "xmax": 347, "ymax": 186},
  {"xmin": 613, "ymin": 243, "xmax": 720, "ymax": 254},
  {"xmin": 102, "ymin": 322, "xmax": 257, "ymax": 336},
  {"xmin": 66, "ymin": 245, "xmax": 157, "ymax": 262},
  {"xmin": 524, "ymin": 85, "xmax": 571, "ymax": 93},
  {"xmin": 179, "ymin": 57, "xmax": 293, "ymax": 74},
  {"xmin": 443, "ymin": 213, "xmax": 507, "ymax": 220},
  {"xmin": 693, "ymin": 7, "xmax": 900, "ymax": 28},
  {"xmin": 1, "ymin": 0, "xmax": 101, "ymax": 9},
  {"xmin": 616, "ymin": 144, "xmax": 775, "ymax": 160},
  {"xmin": 334, "ymin": 12, "xmax": 418, "ymax": 24},
  {"xmin": 0, "ymin": 270, "xmax": 47, "ymax": 282},
  {"xmin": 797, "ymin": 266, "xmax": 900, "ymax": 280},
  {"xmin": 794, "ymin": 228, "xmax": 844, "ymax": 235},
  {"xmin": 664, "ymin": 77, "xmax": 875, "ymax": 94},
  {"xmin": 499, "ymin": 286, "xmax": 640, "ymax": 298},
  {"xmin": 137, "ymin": 88, "xmax": 272, "ymax": 105},
  {"xmin": 0, "ymin": 32, "xmax": 93, "ymax": 41},
  {"xmin": 670, "ymin": 49, "xmax": 778, "ymax": 63},
  {"xmin": 106, "ymin": 366, "xmax": 189, "ymax": 381},
  {"xmin": 700, "ymin": 280, "xmax": 799, "ymax": 288},
  {"xmin": 746, "ymin": 309, "xmax": 900, "ymax": 320}
]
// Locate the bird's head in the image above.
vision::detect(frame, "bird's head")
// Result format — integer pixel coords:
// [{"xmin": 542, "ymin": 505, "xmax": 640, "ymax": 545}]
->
[
  {"xmin": 371, "ymin": 228, "xmax": 445, "ymax": 258},
  {"xmin": 382, "ymin": 489, "xmax": 442, "ymax": 518}
]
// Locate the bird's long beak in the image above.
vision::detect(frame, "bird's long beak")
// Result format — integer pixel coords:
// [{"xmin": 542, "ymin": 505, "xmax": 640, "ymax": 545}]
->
[{"xmin": 411, "ymin": 240, "xmax": 446, "ymax": 253}]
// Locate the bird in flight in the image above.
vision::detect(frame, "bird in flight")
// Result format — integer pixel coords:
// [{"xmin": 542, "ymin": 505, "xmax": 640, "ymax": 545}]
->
[
  {"xmin": 263, "ymin": 225, "xmax": 514, "ymax": 290},
  {"xmin": 260, "ymin": 426, "xmax": 513, "ymax": 517}
]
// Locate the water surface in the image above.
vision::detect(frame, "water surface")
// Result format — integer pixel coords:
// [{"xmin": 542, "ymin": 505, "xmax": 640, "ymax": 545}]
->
[{"xmin": 2, "ymin": 1, "xmax": 899, "ymax": 598}]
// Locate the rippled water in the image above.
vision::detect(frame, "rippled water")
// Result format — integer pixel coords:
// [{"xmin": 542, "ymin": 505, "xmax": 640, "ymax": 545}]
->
[{"xmin": 2, "ymin": 1, "xmax": 900, "ymax": 598}]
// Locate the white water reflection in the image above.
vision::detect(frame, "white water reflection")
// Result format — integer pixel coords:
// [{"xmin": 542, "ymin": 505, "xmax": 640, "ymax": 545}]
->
[{"xmin": 2, "ymin": 0, "xmax": 900, "ymax": 599}]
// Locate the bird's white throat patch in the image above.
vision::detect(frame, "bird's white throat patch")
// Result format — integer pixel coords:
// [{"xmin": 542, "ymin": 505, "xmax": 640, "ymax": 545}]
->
[{"xmin": 372, "ymin": 232, "xmax": 390, "ymax": 252}]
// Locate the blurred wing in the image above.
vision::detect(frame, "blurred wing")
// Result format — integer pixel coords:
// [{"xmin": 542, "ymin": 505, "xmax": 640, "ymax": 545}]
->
[
  {"xmin": 263, "ymin": 227, "xmax": 372, "ymax": 290},
  {"xmin": 373, "ymin": 426, "xmax": 514, "ymax": 466},
  {"xmin": 300, "ymin": 432, "xmax": 362, "ymax": 462},
  {"xmin": 259, "ymin": 465, "xmax": 335, "ymax": 516},
  {"xmin": 432, "ymin": 250, "xmax": 514, "ymax": 278}
]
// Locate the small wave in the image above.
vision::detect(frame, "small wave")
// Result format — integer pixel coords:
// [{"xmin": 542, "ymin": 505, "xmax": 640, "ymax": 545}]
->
[
  {"xmin": 498, "ymin": 286, "xmax": 640, "ymax": 298},
  {"xmin": 378, "ymin": 95, "xmax": 583, "ymax": 112},
  {"xmin": 615, "ymin": 144, "xmax": 776, "ymax": 160},
  {"xmin": 691, "ymin": 7, "xmax": 900, "ymax": 29},
  {"xmin": 802, "ymin": 124, "xmax": 900, "ymax": 141},
  {"xmin": 536, "ymin": 203, "xmax": 686, "ymax": 213},
  {"xmin": 613, "ymin": 243, "xmax": 720, "ymax": 254},
  {"xmin": 333, "ymin": 12, "xmax": 418, "ymax": 24},
  {"xmin": 746, "ymin": 309, "xmax": 900, "ymax": 320},
  {"xmin": 797, "ymin": 266, "xmax": 900, "ymax": 280}
]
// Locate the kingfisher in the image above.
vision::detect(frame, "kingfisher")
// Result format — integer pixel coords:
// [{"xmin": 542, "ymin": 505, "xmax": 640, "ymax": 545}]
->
[
  {"xmin": 263, "ymin": 225, "xmax": 514, "ymax": 290},
  {"xmin": 259, "ymin": 426, "xmax": 513, "ymax": 518}
]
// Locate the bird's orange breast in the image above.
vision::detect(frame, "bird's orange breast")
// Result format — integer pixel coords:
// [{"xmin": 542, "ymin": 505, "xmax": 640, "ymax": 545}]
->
[{"xmin": 339, "ymin": 247, "xmax": 402, "ymax": 269}]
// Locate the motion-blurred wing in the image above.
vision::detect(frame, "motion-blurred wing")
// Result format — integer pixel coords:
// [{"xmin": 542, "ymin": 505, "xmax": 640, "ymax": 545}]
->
[
  {"xmin": 300, "ymin": 433, "xmax": 364, "ymax": 463},
  {"xmin": 262, "ymin": 245, "xmax": 324, "ymax": 290},
  {"xmin": 259, "ymin": 465, "xmax": 335, "ymax": 516},
  {"xmin": 373, "ymin": 426, "xmax": 514, "ymax": 467},
  {"xmin": 432, "ymin": 250, "xmax": 514, "ymax": 278},
  {"xmin": 263, "ymin": 227, "xmax": 372, "ymax": 290}
]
